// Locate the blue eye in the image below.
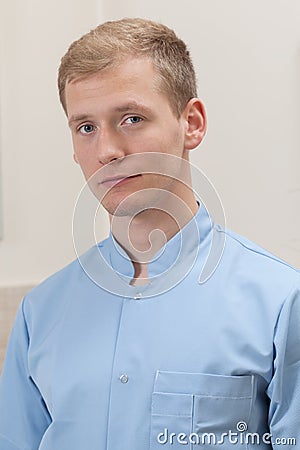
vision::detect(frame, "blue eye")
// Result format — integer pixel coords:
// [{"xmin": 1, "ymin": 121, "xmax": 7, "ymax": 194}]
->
[
  {"xmin": 79, "ymin": 124, "xmax": 95, "ymax": 134},
  {"xmin": 124, "ymin": 116, "xmax": 143, "ymax": 124}
]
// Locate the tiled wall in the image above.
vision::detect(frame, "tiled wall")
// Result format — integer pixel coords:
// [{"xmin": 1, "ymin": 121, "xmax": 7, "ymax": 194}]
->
[{"xmin": 0, "ymin": 285, "xmax": 34, "ymax": 373}]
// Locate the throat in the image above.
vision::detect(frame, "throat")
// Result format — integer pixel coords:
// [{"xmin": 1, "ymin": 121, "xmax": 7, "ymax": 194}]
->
[{"xmin": 130, "ymin": 261, "xmax": 149, "ymax": 286}]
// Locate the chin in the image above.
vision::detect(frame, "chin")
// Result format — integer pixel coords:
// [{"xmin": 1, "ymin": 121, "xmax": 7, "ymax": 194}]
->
[
  {"xmin": 102, "ymin": 203, "xmax": 143, "ymax": 218},
  {"xmin": 102, "ymin": 192, "xmax": 159, "ymax": 218}
]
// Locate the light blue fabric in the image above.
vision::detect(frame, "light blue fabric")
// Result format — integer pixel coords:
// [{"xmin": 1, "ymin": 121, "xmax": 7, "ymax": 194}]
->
[{"xmin": 0, "ymin": 204, "xmax": 299, "ymax": 449}]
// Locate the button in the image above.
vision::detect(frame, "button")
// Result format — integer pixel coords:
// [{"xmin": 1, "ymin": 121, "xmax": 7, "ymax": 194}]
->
[
  {"xmin": 119, "ymin": 374, "xmax": 129, "ymax": 384},
  {"xmin": 133, "ymin": 293, "xmax": 142, "ymax": 300}
]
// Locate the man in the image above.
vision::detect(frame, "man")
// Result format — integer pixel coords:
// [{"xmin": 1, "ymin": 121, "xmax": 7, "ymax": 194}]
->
[{"xmin": 0, "ymin": 18, "xmax": 299, "ymax": 450}]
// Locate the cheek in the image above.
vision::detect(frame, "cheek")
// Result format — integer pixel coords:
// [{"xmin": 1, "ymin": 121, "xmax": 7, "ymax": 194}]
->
[
  {"xmin": 137, "ymin": 135, "xmax": 177, "ymax": 155},
  {"xmin": 73, "ymin": 153, "xmax": 79, "ymax": 164},
  {"xmin": 73, "ymin": 142, "xmax": 93, "ymax": 166},
  {"xmin": 153, "ymin": 126, "xmax": 185, "ymax": 155},
  {"xmin": 74, "ymin": 153, "xmax": 98, "ymax": 180},
  {"xmin": 72, "ymin": 136, "xmax": 92, "ymax": 161}
]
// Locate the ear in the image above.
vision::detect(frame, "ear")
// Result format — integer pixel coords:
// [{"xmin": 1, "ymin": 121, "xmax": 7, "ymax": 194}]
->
[
  {"xmin": 183, "ymin": 98, "xmax": 207, "ymax": 150},
  {"xmin": 73, "ymin": 153, "xmax": 79, "ymax": 164}
]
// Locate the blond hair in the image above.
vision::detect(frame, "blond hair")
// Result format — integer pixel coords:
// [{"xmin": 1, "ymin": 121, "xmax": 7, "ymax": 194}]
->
[{"xmin": 58, "ymin": 18, "xmax": 197, "ymax": 117}]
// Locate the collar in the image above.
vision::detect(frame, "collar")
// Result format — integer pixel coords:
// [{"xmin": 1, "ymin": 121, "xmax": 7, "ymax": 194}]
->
[
  {"xmin": 80, "ymin": 202, "xmax": 214, "ymax": 298},
  {"xmin": 107, "ymin": 202, "xmax": 212, "ymax": 283}
]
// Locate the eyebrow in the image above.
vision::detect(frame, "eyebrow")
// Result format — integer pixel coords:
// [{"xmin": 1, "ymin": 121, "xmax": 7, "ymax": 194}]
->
[
  {"xmin": 68, "ymin": 114, "xmax": 92, "ymax": 127},
  {"xmin": 68, "ymin": 102, "xmax": 152, "ymax": 127},
  {"xmin": 113, "ymin": 102, "xmax": 152, "ymax": 114}
]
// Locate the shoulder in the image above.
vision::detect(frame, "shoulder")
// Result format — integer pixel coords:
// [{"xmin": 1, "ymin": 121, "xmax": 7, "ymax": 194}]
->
[
  {"xmin": 22, "ymin": 238, "xmax": 111, "ymax": 323},
  {"xmin": 219, "ymin": 225, "xmax": 299, "ymax": 272},
  {"xmin": 213, "ymin": 224, "xmax": 300, "ymax": 300}
]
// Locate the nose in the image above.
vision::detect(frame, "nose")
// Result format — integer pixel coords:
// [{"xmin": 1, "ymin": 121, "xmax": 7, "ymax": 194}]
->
[{"xmin": 95, "ymin": 128, "xmax": 125, "ymax": 166}]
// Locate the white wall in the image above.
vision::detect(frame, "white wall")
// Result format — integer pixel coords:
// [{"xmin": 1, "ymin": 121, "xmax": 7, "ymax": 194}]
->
[
  {"xmin": 104, "ymin": 0, "xmax": 300, "ymax": 268},
  {"xmin": 1, "ymin": 0, "xmax": 299, "ymax": 288},
  {"xmin": 0, "ymin": 0, "xmax": 107, "ymax": 285}
]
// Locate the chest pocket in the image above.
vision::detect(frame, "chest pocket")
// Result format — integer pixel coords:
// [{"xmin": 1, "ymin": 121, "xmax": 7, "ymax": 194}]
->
[{"xmin": 150, "ymin": 371, "xmax": 255, "ymax": 449}]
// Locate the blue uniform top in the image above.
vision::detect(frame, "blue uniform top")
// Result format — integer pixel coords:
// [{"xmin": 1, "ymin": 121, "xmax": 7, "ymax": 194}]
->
[{"xmin": 0, "ymin": 204, "xmax": 299, "ymax": 449}]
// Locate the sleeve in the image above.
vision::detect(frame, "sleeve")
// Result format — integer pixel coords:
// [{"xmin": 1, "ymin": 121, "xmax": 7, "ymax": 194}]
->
[
  {"xmin": 267, "ymin": 284, "xmax": 300, "ymax": 449},
  {"xmin": 0, "ymin": 298, "xmax": 52, "ymax": 450}
]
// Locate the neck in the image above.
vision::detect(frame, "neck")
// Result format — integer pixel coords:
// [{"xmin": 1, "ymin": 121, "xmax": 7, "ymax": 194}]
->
[{"xmin": 110, "ymin": 191, "xmax": 198, "ymax": 285}]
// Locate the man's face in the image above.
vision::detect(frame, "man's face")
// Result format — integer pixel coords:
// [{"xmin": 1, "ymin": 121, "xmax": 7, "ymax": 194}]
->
[{"xmin": 65, "ymin": 58, "xmax": 201, "ymax": 216}]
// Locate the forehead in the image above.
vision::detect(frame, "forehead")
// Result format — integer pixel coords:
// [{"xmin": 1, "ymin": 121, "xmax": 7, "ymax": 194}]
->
[
  {"xmin": 65, "ymin": 58, "xmax": 169, "ymax": 116},
  {"xmin": 66, "ymin": 58, "xmax": 159, "ymax": 106}
]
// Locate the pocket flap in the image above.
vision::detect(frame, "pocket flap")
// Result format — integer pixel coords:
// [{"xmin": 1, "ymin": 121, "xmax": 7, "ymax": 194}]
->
[{"xmin": 154, "ymin": 371, "xmax": 254, "ymax": 398}]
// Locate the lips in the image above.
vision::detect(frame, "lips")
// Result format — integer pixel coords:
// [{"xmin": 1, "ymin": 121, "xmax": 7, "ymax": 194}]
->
[{"xmin": 99, "ymin": 174, "xmax": 142, "ymax": 187}]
